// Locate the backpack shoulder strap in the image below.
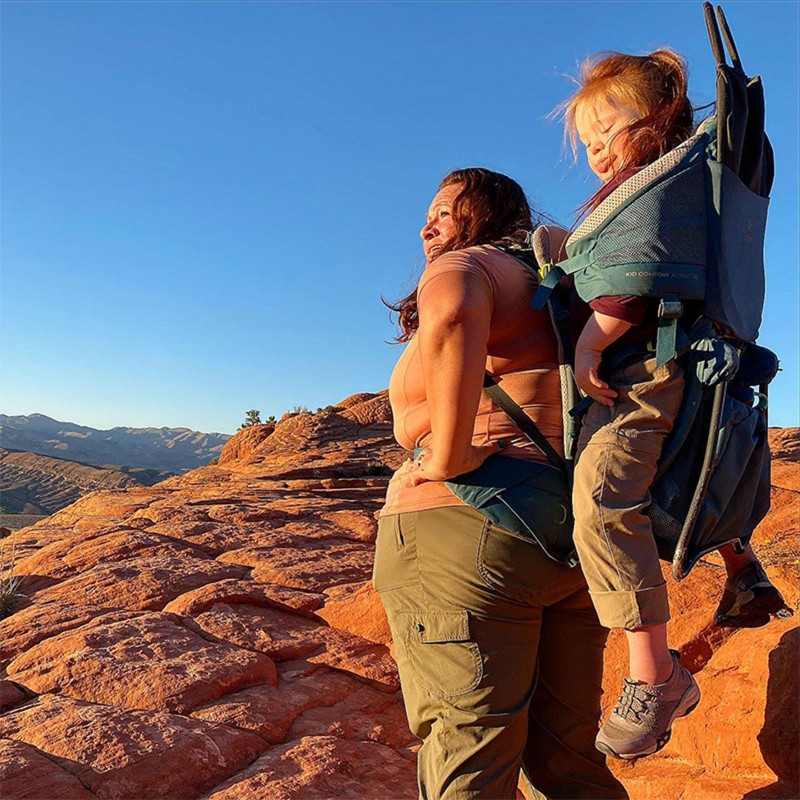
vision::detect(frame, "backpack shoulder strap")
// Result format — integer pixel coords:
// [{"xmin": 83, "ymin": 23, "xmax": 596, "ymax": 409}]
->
[
  {"xmin": 482, "ymin": 374, "xmax": 566, "ymax": 474},
  {"xmin": 490, "ymin": 231, "xmax": 579, "ymax": 477}
]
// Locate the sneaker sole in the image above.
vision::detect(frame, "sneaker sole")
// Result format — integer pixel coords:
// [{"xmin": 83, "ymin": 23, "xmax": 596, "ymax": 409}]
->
[
  {"xmin": 714, "ymin": 589, "xmax": 793, "ymax": 628},
  {"xmin": 596, "ymin": 677, "xmax": 701, "ymax": 761}
]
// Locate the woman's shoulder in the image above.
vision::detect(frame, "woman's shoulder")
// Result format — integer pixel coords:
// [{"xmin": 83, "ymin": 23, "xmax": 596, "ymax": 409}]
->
[
  {"xmin": 419, "ymin": 245, "xmax": 529, "ymax": 296},
  {"xmin": 442, "ymin": 243, "xmax": 506, "ymax": 261},
  {"xmin": 425, "ymin": 244, "xmax": 514, "ymax": 274},
  {"xmin": 418, "ymin": 245, "xmax": 502, "ymax": 294}
]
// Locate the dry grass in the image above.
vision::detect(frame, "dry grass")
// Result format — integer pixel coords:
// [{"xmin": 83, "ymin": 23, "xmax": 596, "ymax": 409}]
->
[{"xmin": 0, "ymin": 542, "xmax": 23, "ymax": 619}]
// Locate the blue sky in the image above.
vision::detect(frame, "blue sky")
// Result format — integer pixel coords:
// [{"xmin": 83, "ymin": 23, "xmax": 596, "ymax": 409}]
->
[{"xmin": 1, "ymin": 1, "xmax": 797, "ymax": 434}]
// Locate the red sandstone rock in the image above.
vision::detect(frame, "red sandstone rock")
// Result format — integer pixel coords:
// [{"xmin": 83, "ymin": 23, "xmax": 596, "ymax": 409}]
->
[
  {"xmin": 339, "ymin": 391, "xmax": 393, "ymax": 427},
  {"xmin": 287, "ymin": 684, "xmax": 416, "ymax": 749},
  {"xmin": 13, "ymin": 528, "xmax": 211, "ymax": 592},
  {"xmin": 191, "ymin": 661, "xmax": 366, "ymax": 743},
  {"xmin": 0, "ymin": 694, "xmax": 267, "ymax": 799},
  {"xmin": 337, "ymin": 392, "xmax": 377, "ymax": 409},
  {"xmin": 203, "ymin": 735, "xmax": 417, "ymax": 799},
  {"xmin": 189, "ymin": 601, "xmax": 399, "ymax": 692},
  {"xmin": 6, "ymin": 612, "xmax": 277, "ymax": 713},
  {"xmin": 317, "ymin": 508, "xmax": 378, "ymax": 541},
  {"xmin": 219, "ymin": 424, "xmax": 275, "ymax": 464},
  {"xmin": 0, "ymin": 738, "xmax": 97, "ymax": 799},
  {"xmin": 317, "ymin": 581, "xmax": 392, "ymax": 646},
  {"xmin": 0, "ymin": 604, "xmax": 140, "ymax": 664},
  {"xmin": 0, "ymin": 680, "xmax": 27, "ymax": 713},
  {"xmin": 27, "ymin": 553, "xmax": 246, "ymax": 611},
  {"xmin": 0, "ymin": 407, "xmax": 795, "ymax": 800},
  {"xmin": 217, "ymin": 540, "xmax": 375, "ymax": 592},
  {"xmin": 669, "ymin": 616, "xmax": 798, "ymax": 780},
  {"xmin": 163, "ymin": 578, "xmax": 325, "ymax": 616}
]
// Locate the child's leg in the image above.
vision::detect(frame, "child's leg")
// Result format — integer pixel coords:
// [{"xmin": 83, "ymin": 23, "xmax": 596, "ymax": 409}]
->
[
  {"xmin": 572, "ymin": 358, "xmax": 684, "ymax": 653},
  {"xmin": 718, "ymin": 541, "xmax": 759, "ymax": 574},
  {"xmin": 573, "ymin": 357, "xmax": 699, "ymax": 759},
  {"xmin": 625, "ymin": 623, "xmax": 672, "ymax": 684}
]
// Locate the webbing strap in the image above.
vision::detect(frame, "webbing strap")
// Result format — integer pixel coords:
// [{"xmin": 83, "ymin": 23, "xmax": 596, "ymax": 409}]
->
[
  {"xmin": 531, "ymin": 267, "xmax": 564, "ymax": 311},
  {"xmin": 569, "ymin": 396, "xmax": 594, "ymax": 418},
  {"xmin": 656, "ymin": 296, "xmax": 684, "ymax": 367},
  {"xmin": 656, "ymin": 321, "xmax": 678, "ymax": 367},
  {"xmin": 482, "ymin": 374, "xmax": 566, "ymax": 474}
]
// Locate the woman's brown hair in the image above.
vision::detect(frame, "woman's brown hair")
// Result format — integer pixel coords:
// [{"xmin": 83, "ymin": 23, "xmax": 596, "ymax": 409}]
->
[
  {"xmin": 563, "ymin": 49, "xmax": 695, "ymax": 182},
  {"xmin": 388, "ymin": 167, "xmax": 539, "ymax": 342}
]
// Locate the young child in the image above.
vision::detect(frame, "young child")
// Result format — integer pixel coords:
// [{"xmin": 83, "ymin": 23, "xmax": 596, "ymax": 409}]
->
[{"xmin": 562, "ymin": 50, "xmax": 789, "ymax": 761}]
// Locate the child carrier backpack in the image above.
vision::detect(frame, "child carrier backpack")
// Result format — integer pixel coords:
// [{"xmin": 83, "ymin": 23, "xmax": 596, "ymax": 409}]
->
[{"xmin": 529, "ymin": 3, "xmax": 779, "ymax": 580}]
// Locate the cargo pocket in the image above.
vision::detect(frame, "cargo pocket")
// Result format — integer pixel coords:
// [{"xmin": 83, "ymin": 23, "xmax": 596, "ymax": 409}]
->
[
  {"xmin": 398, "ymin": 609, "xmax": 482, "ymax": 698},
  {"xmin": 373, "ymin": 514, "xmax": 420, "ymax": 593}
]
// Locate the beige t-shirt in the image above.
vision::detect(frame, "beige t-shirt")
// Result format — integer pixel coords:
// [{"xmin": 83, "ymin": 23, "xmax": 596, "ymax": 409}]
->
[{"xmin": 382, "ymin": 244, "xmax": 563, "ymax": 517}]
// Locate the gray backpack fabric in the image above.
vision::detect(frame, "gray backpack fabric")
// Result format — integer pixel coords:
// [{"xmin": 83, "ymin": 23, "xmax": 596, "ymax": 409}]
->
[{"xmin": 649, "ymin": 320, "xmax": 778, "ymax": 578}]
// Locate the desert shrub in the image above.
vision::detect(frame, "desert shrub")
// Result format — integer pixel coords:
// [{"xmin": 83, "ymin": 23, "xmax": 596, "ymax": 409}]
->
[
  {"xmin": 0, "ymin": 543, "xmax": 23, "ymax": 620},
  {"xmin": 366, "ymin": 461, "xmax": 393, "ymax": 477},
  {"xmin": 239, "ymin": 409, "xmax": 262, "ymax": 429}
]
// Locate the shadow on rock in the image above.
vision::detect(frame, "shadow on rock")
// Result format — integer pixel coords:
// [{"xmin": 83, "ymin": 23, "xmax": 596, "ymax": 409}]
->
[{"xmin": 743, "ymin": 626, "xmax": 800, "ymax": 800}]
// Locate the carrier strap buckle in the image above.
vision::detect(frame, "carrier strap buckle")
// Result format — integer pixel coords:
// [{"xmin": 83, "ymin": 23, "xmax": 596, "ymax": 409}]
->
[{"xmin": 658, "ymin": 298, "xmax": 684, "ymax": 321}]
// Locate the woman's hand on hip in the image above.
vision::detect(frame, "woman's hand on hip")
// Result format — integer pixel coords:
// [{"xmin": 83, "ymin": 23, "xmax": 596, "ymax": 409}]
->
[{"xmin": 402, "ymin": 441, "xmax": 506, "ymax": 487}]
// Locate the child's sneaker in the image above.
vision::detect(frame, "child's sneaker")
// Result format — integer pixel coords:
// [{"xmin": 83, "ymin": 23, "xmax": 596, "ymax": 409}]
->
[
  {"xmin": 713, "ymin": 562, "xmax": 792, "ymax": 628},
  {"xmin": 595, "ymin": 650, "xmax": 700, "ymax": 760}
]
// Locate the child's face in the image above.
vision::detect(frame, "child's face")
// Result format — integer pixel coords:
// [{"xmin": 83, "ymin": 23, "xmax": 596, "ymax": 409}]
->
[{"xmin": 575, "ymin": 98, "xmax": 639, "ymax": 181}]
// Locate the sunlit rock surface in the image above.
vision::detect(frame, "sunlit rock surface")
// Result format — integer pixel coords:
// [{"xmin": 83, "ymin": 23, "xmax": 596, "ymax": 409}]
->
[{"xmin": 1, "ymin": 394, "xmax": 796, "ymax": 799}]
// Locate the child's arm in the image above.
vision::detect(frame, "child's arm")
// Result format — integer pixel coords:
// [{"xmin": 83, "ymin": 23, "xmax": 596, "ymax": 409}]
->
[{"xmin": 575, "ymin": 311, "xmax": 633, "ymax": 406}]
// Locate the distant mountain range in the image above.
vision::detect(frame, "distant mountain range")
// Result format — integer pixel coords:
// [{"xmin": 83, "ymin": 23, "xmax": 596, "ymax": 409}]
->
[
  {"xmin": 0, "ymin": 448, "xmax": 172, "ymax": 517},
  {"xmin": 0, "ymin": 414, "xmax": 231, "ymax": 474}
]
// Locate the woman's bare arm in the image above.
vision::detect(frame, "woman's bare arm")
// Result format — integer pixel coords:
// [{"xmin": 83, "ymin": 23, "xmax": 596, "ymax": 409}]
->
[{"xmin": 406, "ymin": 269, "xmax": 503, "ymax": 485}]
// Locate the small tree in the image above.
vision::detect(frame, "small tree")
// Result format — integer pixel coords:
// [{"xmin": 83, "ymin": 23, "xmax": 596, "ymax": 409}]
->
[
  {"xmin": 240, "ymin": 409, "xmax": 262, "ymax": 429},
  {"xmin": 265, "ymin": 415, "xmax": 277, "ymax": 425}
]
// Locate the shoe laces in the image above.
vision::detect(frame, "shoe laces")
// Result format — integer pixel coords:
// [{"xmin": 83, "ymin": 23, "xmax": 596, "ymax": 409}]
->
[{"xmin": 614, "ymin": 678, "xmax": 656, "ymax": 724}]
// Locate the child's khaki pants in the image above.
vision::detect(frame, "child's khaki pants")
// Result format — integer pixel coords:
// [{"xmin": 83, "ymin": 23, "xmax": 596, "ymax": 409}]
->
[
  {"xmin": 573, "ymin": 357, "xmax": 685, "ymax": 631},
  {"xmin": 374, "ymin": 505, "xmax": 628, "ymax": 800}
]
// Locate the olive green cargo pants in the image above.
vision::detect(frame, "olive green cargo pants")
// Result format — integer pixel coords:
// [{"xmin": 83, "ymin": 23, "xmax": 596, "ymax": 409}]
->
[{"xmin": 374, "ymin": 505, "xmax": 627, "ymax": 800}]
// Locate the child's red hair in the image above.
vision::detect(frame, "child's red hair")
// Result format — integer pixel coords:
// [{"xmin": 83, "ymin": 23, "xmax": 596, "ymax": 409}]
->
[{"xmin": 563, "ymin": 49, "xmax": 695, "ymax": 176}]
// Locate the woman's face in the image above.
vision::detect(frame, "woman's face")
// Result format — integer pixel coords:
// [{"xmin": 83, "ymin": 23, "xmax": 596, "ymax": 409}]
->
[
  {"xmin": 420, "ymin": 183, "xmax": 461, "ymax": 262},
  {"xmin": 575, "ymin": 98, "xmax": 639, "ymax": 181}
]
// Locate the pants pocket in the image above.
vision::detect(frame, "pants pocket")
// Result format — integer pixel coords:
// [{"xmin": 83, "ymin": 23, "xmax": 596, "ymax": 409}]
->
[
  {"xmin": 373, "ymin": 513, "xmax": 420, "ymax": 592},
  {"xmin": 397, "ymin": 609, "xmax": 482, "ymax": 698},
  {"xmin": 477, "ymin": 521, "xmax": 571, "ymax": 604}
]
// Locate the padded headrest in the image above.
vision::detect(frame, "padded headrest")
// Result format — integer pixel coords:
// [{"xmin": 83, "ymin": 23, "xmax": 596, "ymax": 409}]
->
[
  {"xmin": 568, "ymin": 130, "xmax": 706, "ymax": 246},
  {"xmin": 532, "ymin": 224, "xmax": 570, "ymax": 268}
]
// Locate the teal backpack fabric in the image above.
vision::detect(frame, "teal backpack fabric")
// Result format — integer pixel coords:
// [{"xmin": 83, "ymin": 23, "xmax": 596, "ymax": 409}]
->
[{"xmin": 445, "ymin": 455, "xmax": 577, "ymax": 567}]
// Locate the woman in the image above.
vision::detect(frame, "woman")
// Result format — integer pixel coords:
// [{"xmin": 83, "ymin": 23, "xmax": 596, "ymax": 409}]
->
[{"xmin": 373, "ymin": 168, "xmax": 628, "ymax": 800}]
